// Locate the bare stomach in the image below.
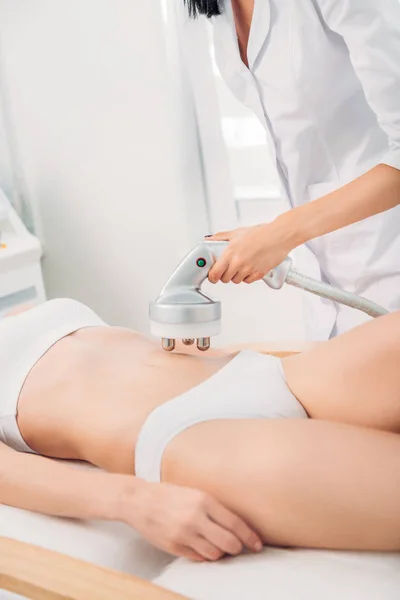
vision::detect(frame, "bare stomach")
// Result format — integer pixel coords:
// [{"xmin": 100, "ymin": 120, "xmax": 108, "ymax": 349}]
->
[{"xmin": 17, "ymin": 326, "xmax": 232, "ymax": 473}]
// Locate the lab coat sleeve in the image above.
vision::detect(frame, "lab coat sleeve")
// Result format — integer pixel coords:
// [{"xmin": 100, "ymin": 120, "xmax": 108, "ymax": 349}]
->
[{"xmin": 317, "ymin": 0, "xmax": 400, "ymax": 171}]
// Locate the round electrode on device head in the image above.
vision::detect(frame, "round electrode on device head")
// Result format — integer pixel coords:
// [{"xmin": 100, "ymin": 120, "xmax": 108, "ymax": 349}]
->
[
  {"xmin": 197, "ymin": 337, "xmax": 211, "ymax": 352},
  {"xmin": 161, "ymin": 338, "xmax": 176, "ymax": 352}
]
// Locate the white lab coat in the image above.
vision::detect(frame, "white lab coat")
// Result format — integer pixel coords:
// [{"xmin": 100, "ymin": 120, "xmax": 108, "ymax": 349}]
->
[{"xmin": 212, "ymin": 0, "xmax": 400, "ymax": 340}]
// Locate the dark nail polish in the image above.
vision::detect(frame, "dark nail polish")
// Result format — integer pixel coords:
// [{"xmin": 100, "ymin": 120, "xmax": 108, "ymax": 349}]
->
[{"xmin": 204, "ymin": 234, "xmax": 213, "ymax": 238}]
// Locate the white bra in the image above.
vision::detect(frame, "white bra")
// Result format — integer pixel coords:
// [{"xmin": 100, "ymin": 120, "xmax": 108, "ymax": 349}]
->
[{"xmin": 0, "ymin": 299, "xmax": 106, "ymax": 452}]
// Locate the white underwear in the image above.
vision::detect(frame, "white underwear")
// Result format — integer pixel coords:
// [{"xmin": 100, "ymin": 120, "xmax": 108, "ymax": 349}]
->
[
  {"xmin": 135, "ymin": 350, "xmax": 307, "ymax": 483},
  {"xmin": 0, "ymin": 299, "xmax": 106, "ymax": 452}
]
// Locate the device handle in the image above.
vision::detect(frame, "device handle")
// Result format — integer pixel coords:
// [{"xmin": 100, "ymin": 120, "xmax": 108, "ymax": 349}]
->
[
  {"xmin": 158, "ymin": 240, "xmax": 292, "ymax": 302},
  {"xmin": 157, "ymin": 241, "xmax": 227, "ymax": 300}
]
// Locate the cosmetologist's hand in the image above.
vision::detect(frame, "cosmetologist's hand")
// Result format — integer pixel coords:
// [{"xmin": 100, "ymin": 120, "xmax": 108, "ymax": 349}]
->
[{"xmin": 207, "ymin": 222, "xmax": 293, "ymax": 284}]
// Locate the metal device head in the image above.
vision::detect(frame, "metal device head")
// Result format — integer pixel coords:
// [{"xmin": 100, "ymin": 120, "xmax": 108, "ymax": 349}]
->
[{"xmin": 149, "ymin": 242, "xmax": 227, "ymax": 351}]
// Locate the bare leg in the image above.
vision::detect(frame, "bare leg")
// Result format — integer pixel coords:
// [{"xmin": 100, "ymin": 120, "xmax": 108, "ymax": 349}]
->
[
  {"xmin": 163, "ymin": 418, "xmax": 400, "ymax": 551},
  {"xmin": 283, "ymin": 311, "xmax": 400, "ymax": 431}
]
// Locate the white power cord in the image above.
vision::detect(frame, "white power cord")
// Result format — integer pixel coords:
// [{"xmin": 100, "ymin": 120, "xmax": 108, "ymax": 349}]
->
[{"xmin": 286, "ymin": 270, "xmax": 388, "ymax": 318}]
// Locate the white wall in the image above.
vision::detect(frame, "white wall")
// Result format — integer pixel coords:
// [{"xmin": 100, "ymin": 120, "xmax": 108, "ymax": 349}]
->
[{"xmin": 0, "ymin": 0, "xmax": 204, "ymax": 329}]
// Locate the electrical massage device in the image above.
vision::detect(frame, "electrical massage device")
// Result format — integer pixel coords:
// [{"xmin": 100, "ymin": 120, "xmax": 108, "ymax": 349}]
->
[{"xmin": 149, "ymin": 241, "xmax": 389, "ymax": 352}]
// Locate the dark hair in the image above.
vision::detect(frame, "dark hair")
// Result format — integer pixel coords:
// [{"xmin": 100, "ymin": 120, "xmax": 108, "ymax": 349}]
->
[{"xmin": 184, "ymin": 0, "xmax": 223, "ymax": 18}]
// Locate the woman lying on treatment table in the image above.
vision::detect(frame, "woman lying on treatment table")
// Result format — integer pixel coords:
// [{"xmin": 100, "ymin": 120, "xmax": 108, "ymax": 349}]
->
[{"xmin": 1, "ymin": 299, "xmax": 400, "ymax": 562}]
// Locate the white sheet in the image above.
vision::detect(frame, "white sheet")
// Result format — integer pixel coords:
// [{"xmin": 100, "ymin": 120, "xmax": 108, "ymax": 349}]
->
[
  {"xmin": 0, "ymin": 504, "xmax": 172, "ymax": 578},
  {"xmin": 154, "ymin": 547, "xmax": 400, "ymax": 600}
]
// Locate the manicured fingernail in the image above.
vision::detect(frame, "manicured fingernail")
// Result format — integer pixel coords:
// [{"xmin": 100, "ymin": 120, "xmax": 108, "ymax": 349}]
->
[
  {"xmin": 254, "ymin": 541, "xmax": 263, "ymax": 552},
  {"xmin": 204, "ymin": 235, "xmax": 213, "ymax": 238}
]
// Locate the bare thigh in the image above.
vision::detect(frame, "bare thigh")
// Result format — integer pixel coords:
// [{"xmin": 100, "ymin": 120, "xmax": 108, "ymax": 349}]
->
[
  {"xmin": 283, "ymin": 311, "xmax": 400, "ymax": 431},
  {"xmin": 162, "ymin": 418, "xmax": 400, "ymax": 551}
]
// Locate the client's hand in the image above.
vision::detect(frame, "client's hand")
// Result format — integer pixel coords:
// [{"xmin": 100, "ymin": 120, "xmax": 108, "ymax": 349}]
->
[{"xmin": 120, "ymin": 481, "xmax": 263, "ymax": 561}]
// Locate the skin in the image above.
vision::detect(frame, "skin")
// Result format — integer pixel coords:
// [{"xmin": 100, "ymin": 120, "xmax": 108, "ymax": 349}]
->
[
  {"xmin": 231, "ymin": 0, "xmax": 254, "ymax": 68},
  {"xmin": 4, "ymin": 309, "xmax": 260, "ymax": 562},
  {"xmin": 2, "ymin": 303, "xmax": 400, "ymax": 559},
  {"xmin": 208, "ymin": 0, "xmax": 400, "ymax": 284}
]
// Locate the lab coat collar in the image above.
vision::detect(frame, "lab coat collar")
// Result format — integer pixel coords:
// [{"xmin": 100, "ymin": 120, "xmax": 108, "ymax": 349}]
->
[
  {"xmin": 246, "ymin": 0, "xmax": 271, "ymax": 70},
  {"xmin": 222, "ymin": 0, "xmax": 271, "ymax": 71}
]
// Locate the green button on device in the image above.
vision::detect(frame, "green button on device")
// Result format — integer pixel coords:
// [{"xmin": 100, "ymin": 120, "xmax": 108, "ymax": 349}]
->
[{"xmin": 196, "ymin": 258, "xmax": 207, "ymax": 268}]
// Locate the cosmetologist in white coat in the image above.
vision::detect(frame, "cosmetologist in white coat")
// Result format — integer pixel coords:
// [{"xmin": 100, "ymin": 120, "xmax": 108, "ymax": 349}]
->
[{"xmin": 186, "ymin": 0, "xmax": 400, "ymax": 340}]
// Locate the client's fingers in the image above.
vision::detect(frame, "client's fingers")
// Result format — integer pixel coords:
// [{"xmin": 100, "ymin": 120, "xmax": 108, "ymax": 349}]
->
[
  {"xmin": 190, "ymin": 537, "xmax": 225, "ymax": 561},
  {"xmin": 207, "ymin": 499, "xmax": 263, "ymax": 552},
  {"xmin": 173, "ymin": 545, "xmax": 205, "ymax": 562},
  {"xmin": 200, "ymin": 519, "xmax": 243, "ymax": 556}
]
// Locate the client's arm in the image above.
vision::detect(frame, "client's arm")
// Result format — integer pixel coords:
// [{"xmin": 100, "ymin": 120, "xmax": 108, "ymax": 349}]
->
[
  {"xmin": 3, "ymin": 304, "xmax": 35, "ymax": 318},
  {"xmin": 0, "ymin": 443, "xmax": 261, "ymax": 561},
  {"xmin": 0, "ymin": 441, "xmax": 121, "ymax": 521}
]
